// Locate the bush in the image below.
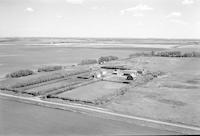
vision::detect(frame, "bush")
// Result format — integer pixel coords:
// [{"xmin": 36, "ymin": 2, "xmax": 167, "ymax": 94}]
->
[
  {"xmin": 182, "ymin": 52, "xmax": 193, "ymax": 57},
  {"xmin": 154, "ymin": 51, "xmax": 200, "ymax": 58},
  {"xmin": 6, "ymin": 69, "xmax": 34, "ymax": 78},
  {"xmin": 79, "ymin": 59, "xmax": 97, "ymax": 65},
  {"xmin": 129, "ymin": 52, "xmax": 152, "ymax": 58},
  {"xmin": 38, "ymin": 66, "xmax": 62, "ymax": 72},
  {"xmin": 98, "ymin": 57, "xmax": 109, "ymax": 64},
  {"xmin": 98, "ymin": 56, "xmax": 118, "ymax": 64},
  {"xmin": 193, "ymin": 52, "xmax": 200, "ymax": 57},
  {"xmin": 130, "ymin": 51, "xmax": 200, "ymax": 58},
  {"xmin": 108, "ymin": 56, "xmax": 119, "ymax": 61}
]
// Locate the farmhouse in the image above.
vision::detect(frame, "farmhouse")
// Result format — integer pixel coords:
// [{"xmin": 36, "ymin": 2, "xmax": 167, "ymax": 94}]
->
[{"xmin": 126, "ymin": 73, "xmax": 137, "ymax": 80}]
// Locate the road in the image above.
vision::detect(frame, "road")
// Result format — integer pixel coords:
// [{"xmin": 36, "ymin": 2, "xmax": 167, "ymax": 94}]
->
[
  {"xmin": 0, "ymin": 96, "xmax": 178, "ymax": 135},
  {"xmin": 0, "ymin": 92, "xmax": 199, "ymax": 134}
]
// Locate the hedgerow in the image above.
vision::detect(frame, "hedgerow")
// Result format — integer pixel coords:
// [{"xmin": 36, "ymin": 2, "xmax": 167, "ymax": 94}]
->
[{"xmin": 6, "ymin": 69, "xmax": 34, "ymax": 78}]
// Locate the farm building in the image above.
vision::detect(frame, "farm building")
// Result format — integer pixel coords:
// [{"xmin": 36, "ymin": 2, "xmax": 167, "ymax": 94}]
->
[
  {"xmin": 127, "ymin": 75, "xmax": 134, "ymax": 80},
  {"xmin": 113, "ymin": 69, "xmax": 118, "ymax": 75},
  {"xmin": 126, "ymin": 73, "xmax": 137, "ymax": 80},
  {"xmin": 137, "ymin": 69, "xmax": 145, "ymax": 75},
  {"xmin": 121, "ymin": 70, "xmax": 138, "ymax": 80},
  {"xmin": 77, "ymin": 69, "xmax": 107, "ymax": 79},
  {"xmin": 112, "ymin": 69, "xmax": 123, "ymax": 76},
  {"xmin": 123, "ymin": 70, "xmax": 137, "ymax": 76},
  {"xmin": 90, "ymin": 71, "xmax": 102, "ymax": 79}
]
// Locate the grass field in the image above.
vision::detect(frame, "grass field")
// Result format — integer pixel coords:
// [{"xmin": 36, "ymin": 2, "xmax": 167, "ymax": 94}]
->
[
  {"xmin": 53, "ymin": 81, "xmax": 127, "ymax": 103},
  {"xmin": 105, "ymin": 57, "xmax": 200, "ymax": 127}
]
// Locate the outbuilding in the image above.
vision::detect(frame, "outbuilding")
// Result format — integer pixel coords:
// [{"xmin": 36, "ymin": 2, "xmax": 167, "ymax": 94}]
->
[
  {"xmin": 126, "ymin": 73, "xmax": 137, "ymax": 80},
  {"xmin": 127, "ymin": 75, "xmax": 134, "ymax": 80}
]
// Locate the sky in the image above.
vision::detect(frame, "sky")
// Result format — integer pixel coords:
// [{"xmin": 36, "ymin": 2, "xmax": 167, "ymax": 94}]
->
[{"xmin": 0, "ymin": 0, "xmax": 200, "ymax": 38}]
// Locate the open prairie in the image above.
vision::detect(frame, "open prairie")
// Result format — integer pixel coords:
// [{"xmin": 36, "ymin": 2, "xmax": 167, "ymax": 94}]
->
[
  {"xmin": 105, "ymin": 57, "xmax": 200, "ymax": 127},
  {"xmin": 0, "ymin": 46, "xmax": 135, "ymax": 76}
]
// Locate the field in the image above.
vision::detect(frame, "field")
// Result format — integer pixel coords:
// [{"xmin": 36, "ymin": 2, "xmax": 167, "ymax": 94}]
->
[
  {"xmin": 105, "ymin": 57, "xmax": 200, "ymax": 127},
  {"xmin": 1, "ymin": 38, "xmax": 200, "ymax": 133},
  {"xmin": 51, "ymin": 81, "xmax": 128, "ymax": 104},
  {"xmin": 0, "ymin": 68, "xmax": 91, "ymax": 96},
  {"xmin": 0, "ymin": 41, "xmax": 148, "ymax": 77},
  {"xmin": 0, "ymin": 98, "xmax": 175, "ymax": 135},
  {"xmin": 23, "ymin": 78, "xmax": 88, "ymax": 95}
]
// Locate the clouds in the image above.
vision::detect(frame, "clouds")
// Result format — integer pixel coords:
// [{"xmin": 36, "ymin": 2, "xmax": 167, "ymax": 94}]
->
[
  {"xmin": 181, "ymin": 0, "xmax": 200, "ymax": 5},
  {"xmin": 66, "ymin": 0, "xmax": 84, "ymax": 4},
  {"xmin": 120, "ymin": 4, "xmax": 154, "ymax": 16},
  {"xmin": 182, "ymin": 0, "xmax": 194, "ymax": 5},
  {"xmin": 0, "ymin": 0, "xmax": 199, "ymax": 38},
  {"xmin": 25, "ymin": 7, "xmax": 34, "ymax": 12},
  {"xmin": 124, "ymin": 4, "xmax": 154, "ymax": 11},
  {"xmin": 120, "ymin": 4, "xmax": 154, "ymax": 14},
  {"xmin": 166, "ymin": 12, "xmax": 181, "ymax": 18},
  {"xmin": 166, "ymin": 12, "xmax": 188, "ymax": 25}
]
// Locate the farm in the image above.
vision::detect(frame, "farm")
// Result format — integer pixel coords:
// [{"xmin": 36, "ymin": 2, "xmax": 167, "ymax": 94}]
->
[
  {"xmin": 0, "ymin": 54, "xmax": 160, "ymax": 104},
  {"xmin": 1, "ymin": 45, "xmax": 200, "ymax": 133}
]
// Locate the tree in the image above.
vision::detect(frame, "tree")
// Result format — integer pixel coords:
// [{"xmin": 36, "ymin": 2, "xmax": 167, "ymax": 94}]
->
[{"xmin": 6, "ymin": 69, "xmax": 34, "ymax": 78}]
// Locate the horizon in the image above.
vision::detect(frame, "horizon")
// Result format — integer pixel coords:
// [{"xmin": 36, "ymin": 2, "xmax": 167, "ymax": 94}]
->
[{"xmin": 0, "ymin": 36, "xmax": 200, "ymax": 40}]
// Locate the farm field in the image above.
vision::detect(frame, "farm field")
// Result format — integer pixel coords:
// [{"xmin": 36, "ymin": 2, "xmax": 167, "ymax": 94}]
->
[
  {"xmin": 53, "ymin": 81, "xmax": 127, "ymax": 103},
  {"xmin": 24, "ymin": 78, "xmax": 88, "ymax": 95},
  {"xmin": 105, "ymin": 57, "xmax": 200, "ymax": 127},
  {"xmin": 0, "ymin": 68, "xmax": 91, "ymax": 96},
  {"xmin": 0, "ymin": 70, "xmax": 68, "ymax": 88}
]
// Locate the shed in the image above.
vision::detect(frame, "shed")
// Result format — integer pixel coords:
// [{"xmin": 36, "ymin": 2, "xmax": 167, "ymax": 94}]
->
[
  {"xmin": 127, "ymin": 75, "xmax": 134, "ymax": 80},
  {"xmin": 113, "ymin": 69, "xmax": 118, "ymax": 75},
  {"xmin": 126, "ymin": 73, "xmax": 137, "ymax": 80}
]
